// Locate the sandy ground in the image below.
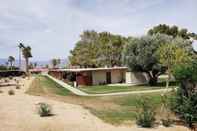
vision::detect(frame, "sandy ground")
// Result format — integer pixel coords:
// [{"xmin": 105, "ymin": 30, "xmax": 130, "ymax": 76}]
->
[{"xmin": 0, "ymin": 77, "xmax": 190, "ymax": 131}]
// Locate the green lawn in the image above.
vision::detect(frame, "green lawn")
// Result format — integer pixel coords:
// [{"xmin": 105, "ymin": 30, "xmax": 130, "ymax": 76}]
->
[
  {"xmin": 27, "ymin": 75, "xmax": 71, "ymax": 96},
  {"xmin": 80, "ymin": 81, "xmax": 177, "ymax": 94},
  {"xmin": 28, "ymin": 75, "xmax": 174, "ymax": 125}
]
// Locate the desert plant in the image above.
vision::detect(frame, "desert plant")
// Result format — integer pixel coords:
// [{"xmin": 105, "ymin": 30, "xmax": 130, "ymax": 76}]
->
[
  {"xmin": 135, "ymin": 97, "xmax": 156, "ymax": 128},
  {"xmin": 9, "ymin": 76, "xmax": 13, "ymax": 80},
  {"xmin": 4, "ymin": 79, "xmax": 9, "ymax": 83},
  {"xmin": 160, "ymin": 94, "xmax": 173, "ymax": 127},
  {"xmin": 37, "ymin": 103, "xmax": 52, "ymax": 117},
  {"xmin": 0, "ymin": 90, "xmax": 3, "ymax": 93},
  {"xmin": 16, "ymin": 85, "xmax": 20, "ymax": 89},
  {"xmin": 161, "ymin": 119, "xmax": 172, "ymax": 127},
  {"xmin": 8, "ymin": 89, "xmax": 15, "ymax": 95}
]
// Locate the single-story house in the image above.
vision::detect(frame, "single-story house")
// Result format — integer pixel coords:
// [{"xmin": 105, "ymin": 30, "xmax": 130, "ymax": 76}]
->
[{"xmin": 48, "ymin": 67, "xmax": 128, "ymax": 86}]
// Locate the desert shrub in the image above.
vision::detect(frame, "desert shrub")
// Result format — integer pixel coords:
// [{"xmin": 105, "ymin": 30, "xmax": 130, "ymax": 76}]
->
[
  {"xmin": 160, "ymin": 94, "xmax": 173, "ymax": 127},
  {"xmin": 135, "ymin": 97, "xmax": 156, "ymax": 128},
  {"xmin": 171, "ymin": 61, "xmax": 197, "ymax": 128},
  {"xmin": 161, "ymin": 119, "xmax": 172, "ymax": 127},
  {"xmin": 9, "ymin": 76, "xmax": 13, "ymax": 80},
  {"xmin": 16, "ymin": 85, "xmax": 20, "ymax": 89},
  {"xmin": 4, "ymin": 79, "xmax": 9, "ymax": 83},
  {"xmin": 37, "ymin": 103, "xmax": 52, "ymax": 117},
  {"xmin": 8, "ymin": 89, "xmax": 15, "ymax": 95},
  {"xmin": 22, "ymin": 75, "xmax": 26, "ymax": 79},
  {"xmin": 0, "ymin": 90, "xmax": 3, "ymax": 93}
]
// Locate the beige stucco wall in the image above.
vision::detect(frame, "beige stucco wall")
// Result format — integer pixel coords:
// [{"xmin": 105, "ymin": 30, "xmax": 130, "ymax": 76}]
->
[
  {"xmin": 92, "ymin": 71, "xmax": 107, "ymax": 85},
  {"xmin": 92, "ymin": 70, "xmax": 125, "ymax": 85},
  {"xmin": 111, "ymin": 70, "xmax": 124, "ymax": 83},
  {"xmin": 126, "ymin": 72, "xmax": 149, "ymax": 84}
]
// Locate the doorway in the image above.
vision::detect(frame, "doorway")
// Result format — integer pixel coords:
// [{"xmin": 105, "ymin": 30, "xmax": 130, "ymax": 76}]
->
[{"xmin": 106, "ymin": 72, "xmax": 111, "ymax": 84}]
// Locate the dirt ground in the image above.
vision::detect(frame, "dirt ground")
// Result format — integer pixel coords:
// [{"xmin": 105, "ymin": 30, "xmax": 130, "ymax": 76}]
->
[{"xmin": 0, "ymin": 77, "xmax": 190, "ymax": 131}]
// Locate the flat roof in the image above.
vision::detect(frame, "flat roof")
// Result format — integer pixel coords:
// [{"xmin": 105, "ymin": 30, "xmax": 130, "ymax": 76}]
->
[{"xmin": 50, "ymin": 67, "xmax": 128, "ymax": 72}]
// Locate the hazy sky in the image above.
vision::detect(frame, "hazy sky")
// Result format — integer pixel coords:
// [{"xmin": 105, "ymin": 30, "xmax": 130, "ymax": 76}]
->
[{"xmin": 0, "ymin": 0, "xmax": 197, "ymax": 61}]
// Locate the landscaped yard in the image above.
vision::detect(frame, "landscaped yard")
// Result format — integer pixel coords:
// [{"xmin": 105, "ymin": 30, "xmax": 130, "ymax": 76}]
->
[
  {"xmin": 79, "ymin": 81, "xmax": 177, "ymax": 94},
  {"xmin": 27, "ymin": 75, "xmax": 176, "ymax": 125}
]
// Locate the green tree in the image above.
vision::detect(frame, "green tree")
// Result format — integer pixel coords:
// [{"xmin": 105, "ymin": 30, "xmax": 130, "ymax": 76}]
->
[
  {"xmin": 22, "ymin": 46, "xmax": 32, "ymax": 74},
  {"xmin": 8, "ymin": 56, "xmax": 15, "ymax": 70},
  {"xmin": 157, "ymin": 44, "xmax": 191, "ymax": 88},
  {"xmin": 148, "ymin": 24, "xmax": 197, "ymax": 40},
  {"xmin": 51, "ymin": 59, "xmax": 58, "ymax": 68},
  {"xmin": 171, "ymin": 61, "xmax": 197, "ymax": 129},
  {"xmin": 18, "ymin": 43, "xmax": 25, "ymax": 69},
  {"xmin": 122, "ymin": 34, "xmax": 170, "ymax": 86},
  {"xmin": 69, "ymin": 30, "xmax": 126, "ymax": 67}
]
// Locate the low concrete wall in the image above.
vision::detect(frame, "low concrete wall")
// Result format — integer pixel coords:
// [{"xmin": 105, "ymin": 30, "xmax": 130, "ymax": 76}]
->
[{"xmin": 126, "ymin": 72, "xmax": 148, "ymax": 85}]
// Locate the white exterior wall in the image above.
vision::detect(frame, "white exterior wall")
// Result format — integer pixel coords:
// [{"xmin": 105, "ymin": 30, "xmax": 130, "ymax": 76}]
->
[
  {"xmin": 111, "ymin": 70, "xmax": 124, "ymax": 83},
  {"xmin": 126, "ymin": 72, "xmax": 148, "ymax": 84},
  {"xmin": 92, "ymin": 70, "xmax": 125, "ymax": 85},
  {"xmin": 92, "ymin": 71, "xmax": 107, "ymax": 85}
]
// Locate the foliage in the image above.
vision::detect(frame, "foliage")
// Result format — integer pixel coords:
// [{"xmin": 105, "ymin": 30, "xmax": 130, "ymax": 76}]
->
[
  {"xmin": 0, "ymin": 65, "xmax": 7, "ymax": 70},
  {"xmin": 148, "ymin": 24, "xmax": 197, "ymax": 40},
  {"xmin": 51, "ymin": 58, "xmax": 61, "ymax": 68},
  {"xmin": 160, "ymin": 94, "xmax": 173, "ymax": 127},
  {"xmin": 16, "ymin": 85, "xmax": 20, "ymax": 89},
  {"xmin": 69, "ymin": 30, "xmax": 126, "ymax": 67},
  {"xmin": 8, "ymin": 89, "xmax": 15, "ymax": 95},
  {"xmin": 122, "ymin": 34, "xmax": 170, "ymax": 85},
  {"xmin": 8, "ymin": 56, "xmax": 15, "ymax": 69},
  {"xmin": 171, "ymin": 61, "xmax": 197, "ymax": 128},
  {"xmin": 22, "ymin": 45, "xmax": 32, "ymax": 73},
  {"xmin": 135, "ymin": 97, "xmax": 156, "ymax": 128},
  {"xmin": 37, "ymin": 102, "xmax": 52, "ymax": 117},
  {"xmin": 156, "ymin": 43, "xmax": 192, "ymax": 87}
]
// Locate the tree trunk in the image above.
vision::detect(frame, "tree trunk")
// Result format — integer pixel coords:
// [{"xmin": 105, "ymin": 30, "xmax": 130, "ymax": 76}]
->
[
  {"xmin": 25, "ymin": 58, "xmax": 29, "ymax": 75},
  {"xmin": 148, "ymin": 76, "xmax": 158, "ymax": 86},
  {"xmin": 166, "ymin": 69, "xmax": 171, "ymax": 89}
]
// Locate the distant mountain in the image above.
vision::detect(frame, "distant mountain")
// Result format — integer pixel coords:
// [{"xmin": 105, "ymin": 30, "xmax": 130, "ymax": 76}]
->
[{"xmin": 0, "ymin": 58, "xmax": 8, "ymax": 65}]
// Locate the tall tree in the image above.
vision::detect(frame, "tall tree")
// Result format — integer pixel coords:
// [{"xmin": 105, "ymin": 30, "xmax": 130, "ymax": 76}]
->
[
  {"xmin": 123, "ymin": 35, "xmax": 166, "ymax": 86},
  {"xmin": 51, "ymin": 59, "xmax": 58, "ymax": 68},
  {"xmin": 148, "ymin": 24, "xmax": 197, "ymax": 40},
  {"xmin": 8, "ymin": 56, "xmax": 15, "ymax": 70},
  {"xmin": 22, "ymin": 46, "xmax": 32, "ymax": 74},
  {"xmin": 18, "ymin": 43, "xmax": 25, "ymax": 70},
  {"xmin": 69, "ymin": 30, "xmax": 126, "ymax": 67},
  {"xmin": 156, "ymin": 44, "xmax": 191, "ymax": 88}
]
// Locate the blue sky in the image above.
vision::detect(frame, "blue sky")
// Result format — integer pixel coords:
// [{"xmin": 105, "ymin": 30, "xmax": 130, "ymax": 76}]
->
[{"xmin": 0, "ymin": 0, "xmax": 197, "ymax": 61}]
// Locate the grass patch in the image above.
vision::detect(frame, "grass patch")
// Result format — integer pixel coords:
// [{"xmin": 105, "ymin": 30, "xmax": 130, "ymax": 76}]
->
[
  {"xmin": 27, "ymin": 75, "xmax": 172, "ymax": 125},
  {"xmin": 27, "ymin": 75, "xmax": 70, "ymax": 96},
  {"xmin": 80, "ymin": 81, "xmax": 177, "ymax": 94}
]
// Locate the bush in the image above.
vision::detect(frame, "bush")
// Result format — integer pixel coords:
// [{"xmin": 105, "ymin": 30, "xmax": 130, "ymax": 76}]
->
[
  {"xmin": 9, "ymin": 76, "xmax": 13, "ymax": 80},
  {"xmin": 135, "ymin": 97, "xmax": 156, "ymax": 128},
  {"xmin": 16, "ymin": 85, "xmax": 20, "ymax": 89},
  {"xmin": 161, "ymin": 119, "xmax": 172, "ymax": 127},
  {"xmin": 8, "ymin": 90, "xmax": 15, "ymax": 95},
  {"xmin": 4, "ymin": 79, "xmax": 9, "ymax": 83},
  {"xmin": 160, "ymin": 94, "xmax": 173, "ymax": 127},
  {"xmin": 0, "ymin": 90, "xmax": 3, "ymax": 93},
  {"xmin": 171, "ymin": 61, "xmax": 197, "ymax": 128},
  {"xmin": 37, "ymin": 103, "xmax": 52, "ymax": 117}
]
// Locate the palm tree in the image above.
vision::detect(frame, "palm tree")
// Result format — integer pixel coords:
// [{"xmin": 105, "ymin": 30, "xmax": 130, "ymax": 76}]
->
[
  {"xmin": 51, "ymin": 59, "xmax": 57, "ymax": 68},
  {"xmin": 18, "ymin": 43, "xmax": 25, "ymax": 70},
  {"xmin": 8, "ymin": 56, "xmax": 15, "ymax": 70},
  {"xmin": 22, "ymin": 46, "xmax": 32, "ymax": 74}
]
